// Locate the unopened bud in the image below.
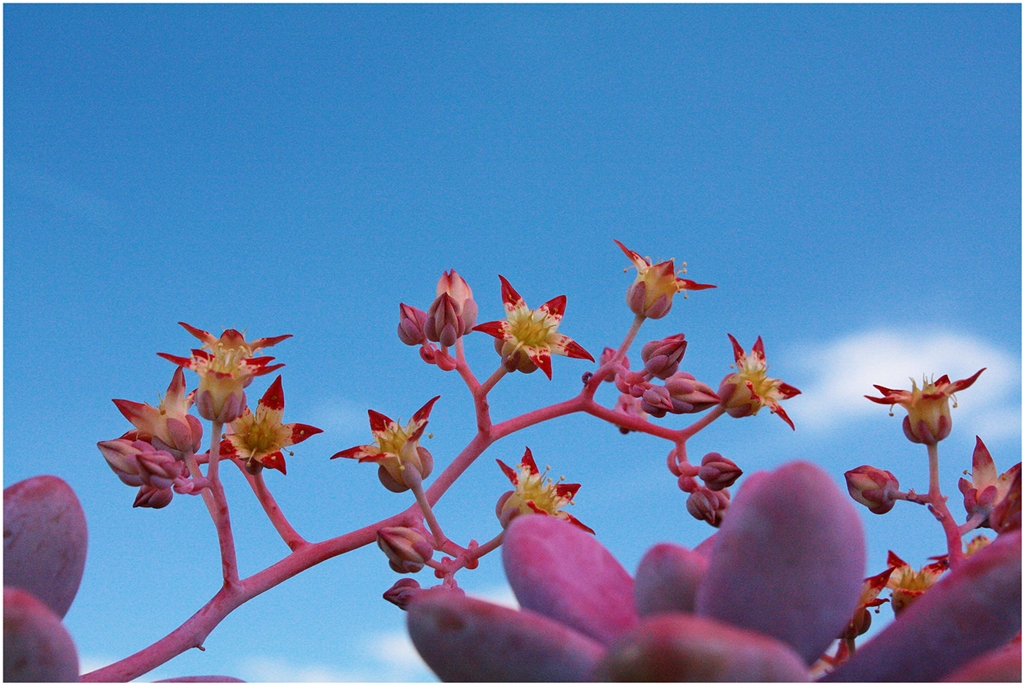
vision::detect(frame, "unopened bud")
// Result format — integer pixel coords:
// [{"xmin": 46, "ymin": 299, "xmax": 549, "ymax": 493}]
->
[
  {"xmin": 612, "ymin": 394, "xmax": 647, "ymax": 434},
  {"xmin": 398, "ymin": 303, "xmax": 429, "ymax": 346},
  {"xmin": 195, "ymin": 387, "xmax": 246, "ymax": 424},
  {"xmin": 133, "ymin": 484, "xmax": 173, "ymax": 509},
  {"xmin": 640, "ymin": 385, "xmax": 674, "ymax": 418},
  {"xmin": 698, "ymin": 452, "xmax": 742, "ymax": 491},
  {"xmin": 436, "ymin": 270, "xmax": 478, "ymax": 333},
  {"xmin": 599, "ymin": 347, "xmax": 627, "ymax": 383},
  {"xmin": 845, "ymin": 465, "xmax": 900, "ymax": 515},
  {"xmin": 383, "ymin": 578, "xmax": 422, "ymax": 610},
  {"xmin": 98, "ymin": 438, "xmax": 146, "ymax": 487},
  {"xmin": 424, "ymin": 293, "xmax": 463, "ymax": 347},
  {"xmin": 135, "ymin": 448, "xmax": 185, "ymax": 490},
  {"xmin": 665, "ymin": 372, "xmax": 721, "ymax": 414},
  {"xmin": 686, "ymin": 486, "xmax": 730, "ymax": 527},
  {"xmin": 378, "ymin": 526, "xmax": 435, "ymax": 574},
  {"xmin": 641, "ymin": 334, "xmax": 688, "ymax": 379}
]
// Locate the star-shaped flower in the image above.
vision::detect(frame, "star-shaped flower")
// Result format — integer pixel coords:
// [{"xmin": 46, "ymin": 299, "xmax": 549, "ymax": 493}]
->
[
  {"xmin": 959, "ymin": 437, "xmax": 1021, "ymax": 530},
  {"xmin": 331, "ymin": 396, "xmax": 440, "ymax": 492},
  {"xmin": 885, "ymin": 550, "xmax": 947, "ymax": 615},
  {"xmin": 159, "ymin": 322, "xmax": 290, "ymax": 423},
  {"xmin": 112, "ymin": 367, "xmax": 203, "ymax": 459},
  {"xmin": 866, "ymin": 369, "xmax": 985, "ymax": 444},
  {"xmin": 615, "ymin": 240, "xmax": 715, "ymax": 319},
  {"xmin": 219, "ymin": 376, "xmax": 322, "ymax": 475},
  {"xmin": 718, "ymin": 335, "xmax": 800, "ymax": 430},
  {"xmin": 495, "ymin": 447, "xmax": 593, "ymax": 534},
  {"xmin": 473, "ymin": 276, "xmax": 593, "ymax": 379}
]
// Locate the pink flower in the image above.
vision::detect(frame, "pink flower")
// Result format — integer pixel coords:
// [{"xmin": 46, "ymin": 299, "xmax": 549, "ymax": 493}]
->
[
  {"xmin": 958, "ymin": 436, "xmax": 1022, "ymax": 530},
  {"xmin": 865, "ymin": 369, "xmax": 984, "ymax": 444},
  {"xmin": 159, "ymin": 322, "xmax": 290, "ymax": 423},
  {"xmin": 218, "ymin": 376, "xmax": 322, "ymax": 475},
  {"xmin": 495, "ymin": 447, "xmax": 593, "ymax": 534},
  {"xmin": 474, "ymin": 276, "xmax": 594, "ymax": 379},
  {"xmin": 615, "ymin": 240, "xmax": 715, "ymax": 319},
  {"xmin": 331, "ymin": 396, "xmax": 440, "ymax": 492},
  {"xmin": 111, "ymin": 367, "xmax": 203, "ymax": 459},
  {"xmin": 718, "ymin": 335, "xmax": 801, "ymax": 430},
  {"xmin": 884, "ymin": 550, "xmax": 947, "ymax": 615}
]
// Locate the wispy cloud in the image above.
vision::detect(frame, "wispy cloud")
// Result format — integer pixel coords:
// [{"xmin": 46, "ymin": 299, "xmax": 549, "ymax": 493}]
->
[
  {"xmin": 306, "ymin": 396, "xmax": 374, "ymax": 441},
  {"xmin": 785, "ymin": 330, "xmax": 1020, "ymax": 439}
]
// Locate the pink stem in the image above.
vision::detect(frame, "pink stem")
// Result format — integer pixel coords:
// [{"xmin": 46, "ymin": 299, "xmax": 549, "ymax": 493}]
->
[
  {"xmin": 205, "ymin": 421, "xmax": 240, "ymax": 585},
  {"xmin": 926, "ymin": 442, "xmax": 964, "ymax": 568},
  {"xmin": 234, "ymin": 461, "xmax": 307, "ymax": 551}
]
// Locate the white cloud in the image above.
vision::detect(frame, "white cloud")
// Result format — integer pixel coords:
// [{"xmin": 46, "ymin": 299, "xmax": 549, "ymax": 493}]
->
[
  {"xmin": 785, "ymin": 330, "xmax": 1020, "ymax": 439},
  {"xmin": 306, "ymin": 397, "xmax": 373, "ymax": 440}
]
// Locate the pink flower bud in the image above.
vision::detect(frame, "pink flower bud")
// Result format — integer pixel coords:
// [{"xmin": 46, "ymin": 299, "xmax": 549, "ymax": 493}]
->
[
  {"xmin": 398, "ymin": 303, "xmax": 429, "ymax": 346},
  {"xmin": 425, "ymin": 293, "xmax": 463, "ymax": 347},
  {"xmin": 436, "ymin": 270, "xmax": 478, "ymax": 333},
  {"xmin": 844, "ymin": 465, "xmax": 900, "ymax": 515},
  {"xmin": 612, "ymin": 394, "xmax": 647, "ymax": 434},
  {"xmin": 97, "ymin": 438, "xmax": 146, "ymax": 486},
  {"xmin": 615, "ymin": 370, "xmax": 649, "ymax": 397},
  {"xmin": 383, "ymin": 578, "xmax": 422, "ymax": 610},
  {"xmin": 640, "ymin": 385, "xmax": 674, "ymax": 418},
  {"xmin": 686, "ymin": 486, "xmax": 730, "ymax": 527},
  {"xmin": 641, "ymin": 334, "xmax": 688, "ymax": 379},
  {"xmin": 378, "ymin": 526, "xmax": 435, "ymax": 574},
  {"xmin": 133, "ymin": 483, "xmax": 174, "ymax": 509},
  {"xmin": 599, "ymin": 347, "xmax": 627, "ymax": 383},
  {"xmin": 665, "ymin": 372, "xmax": 721, "ymax": 414},
  {"xmin": 135, "ymin": 447, "xmax": 185, "ymax": 490},
  {"xmin": 195, "ymin": 387, "xmax": 246, "ymax": 423},
  {"xmin": 698, "ymin": 453, "xmax": 742, "ymax": 491}
]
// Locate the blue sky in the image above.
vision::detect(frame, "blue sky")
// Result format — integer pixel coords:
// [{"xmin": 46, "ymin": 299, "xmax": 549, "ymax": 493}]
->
[{"xmin": 4, "ymin": 4, "xmax": 1020, "ymax": 681}]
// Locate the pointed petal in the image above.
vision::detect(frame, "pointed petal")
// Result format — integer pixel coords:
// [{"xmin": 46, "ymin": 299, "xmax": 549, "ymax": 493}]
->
[
  {"xmin": 527, "ymin": 348, "xmax": 553, "ymax": 380},
  {"xmin": 695, "ymin": 461, "xmax": 865, "ymax": 664},
  {"xmin": 950, "ymin": 367, "xmax": 986, "ymax": 392},
  {"xmin": 502, "ymin": 514, "xmax": 638, "ymax": 645},
  {"xmin": 497, "ymin": 275, "xmax": 526, "ymax": 314},
  {"xmin": 496, "ymin": 459, "xmax": 519, "ymax": 485},
  {"xmin": 561, "ymin": 512, "xmax": 596, "ymax": 535},
  {"xmin": 727, "ymin": 334, "xmax": 745, "ymax": 363},
  {"xmin": 258, "ymin": 376, "xmax": 285, "ymax": 411},
  {"xmin": 772, "ymin": 403, "xmax": 796, "ymax": 431},
  {"xmin": 261, "ymin": 452, "xmax": 287, "ymax": 474},
  {"xmin": 614, "ymin": 239, "xmax": 648, "ymax": 268},
  {"xmin": 166, "ymin": 366, "xmax": 188, "ymax": 402},
  {"xmin": 972, "ymin": 436, "xmax": 998, "ymax": 486},
  {"xmin": 331, "ymin": 445, "xmax": 373, "ymax": 460},
  {"xmin": 412, "ymin": 396, "xmax": 441, "ymax": 424},
  {"xmin": 220, "ymin": 437, "xmax": 240, "ymax": 459},
  {"xmin": 4, "ymin": 476, "xmax": 88, "ymax": 619},
  {"xmin": 593, "ymin": 614, "xmax": 810, "ymax": 682},
  {"xmin": 407, "ymin": 591, "xmax": 603, "ymax": 681},
  {"xmin": 634, "ymin": 542, "xmax": 709, "ymax": 616},
  {"xmin": 249, "ymin": 333, "xmax": 292, "ymax": 351},
  {"xmin": 367, "ymin": 410, "xmax": 393, "ymax": 434},
  {"xmin": 777, "ymin": 382, "xmax": 801, "ymax": 398},
  {"xmin": 752, "ymin": 336, "xmax": 766, "ymax": 361},
  {"xmin": 520, "ymin": 447, "xmax": 540, "ymax": 475},
  {"xmin": 157, "ymin": 352, "xmax": 194, "ymax": 368},
  {"xmin": 112, "ymin": 399, "xmax": 160, "ymax": 430},
  {"xmin": 539, "ymin": 295, "xmax": 566, "ymax": 323},
  {"xmin": 287, "ymin": 423, "xmax": 322, "ymax": 446},
  {"xmin": 555, "ymin": 482, "xmax": 581, "ymax": 499},
  {"xmin": 178, "ymin": 321, "xmax": 217, "ymax": 345},
  {"xmin": 676, "ymin": 278, "xmax": 717, "ymax": 291},
  {"xmin": 3, "ymin": 587, "xmax": 80, "ymax": 682},
  {"xmin": 550, "ymin": 335, "xmax": 595, "ymax": 362},
  {"xmin": 471, "ymin": 320, "xmax": 508, "ymax": 340},
  {"xmin": 824, "ymin": 531, "xmax": 1021, "ymax": 682}
]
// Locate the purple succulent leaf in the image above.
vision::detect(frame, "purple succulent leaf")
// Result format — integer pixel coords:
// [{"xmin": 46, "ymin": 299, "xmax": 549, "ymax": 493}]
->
[
  {"xmin": 591, "ymin": 614, "xmax": 811, "ymax": 681},
  {"xmin": 940, "ymin": 638, "xmax": 1021, "ymax": 682},
  {"xmin": 3, "ymin": 587, "xmax": 79, "ymax": 682},
  {"xmin": 406, "ymin": 590, "xmax": 604, "ymax": 681},
  {"xmin": 634, "ymin": 543, "xmax": 709, "ymax": 616},
  {"xmin": 502, "ymin": 514, "xmax": 639, "ymax": 644},
  {"xmin": 695, "ymin": 461, "xmax": 865, "ymax": 664},
  {"xmin": 4, "ymin": 476, "xmax": 88, "ymax": 619},
  {"xmin": 824, "ymin": 530, "xmax": 1021, "ymax": 682}
]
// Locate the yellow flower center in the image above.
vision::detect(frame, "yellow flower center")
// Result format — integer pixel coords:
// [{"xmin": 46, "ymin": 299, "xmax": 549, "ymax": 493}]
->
[
  {"xmin": 376, "ymin": 423, "xmax": 413, "ymax": 459},
  {"xmin": 236, "ymin": 413, "xmax": 288, "ymax": 457},
  {"xmin": 512, "ymin": 464, "xmax": 570, "ymax": 515},
  {"xmin": 507, "ymin": 309, "xmax": 558, "ymax": 349}
]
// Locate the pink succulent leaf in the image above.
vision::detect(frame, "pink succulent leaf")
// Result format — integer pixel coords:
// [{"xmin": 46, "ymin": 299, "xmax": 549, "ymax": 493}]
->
[
  {"xmin": 406, "ymin": 590, "xmax": 604, "ymax": 681},
  {"xmin": 155, "ymin": 678, "xmax": 246, "ymax": 682},
  {"xmin": 3, "ymin": 476, "xmax": 88, "ymax": 619},
  {"xmin": 591, "ymin": 614, "xmax": 811, "ymax": 682},
  {"xmin": 634, "ymin": 542, "xmax": 709, "ymax": 616},
  {"xmin": 823, "ymin": 530, "xmax": 1021, "ymax": 682},
  {"xmin": 695, "ymin": 461, "xmax": 865, "ymax": 664},
  {"xmin": 3, "ymin": 587, "xmax": 80, "ymax": 682},
  {"xmin": 939, "ymin": 637, "xmax": 1021, "ymax": 682},
  {"xmin": 502, "ymin": 514, "xmax": 638, "ymax": 645}
]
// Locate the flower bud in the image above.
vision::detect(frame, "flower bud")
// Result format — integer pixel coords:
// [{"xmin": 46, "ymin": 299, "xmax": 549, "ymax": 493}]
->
[
  {"xmin": 97, "ymin": 438, "xmax": 146, "ymax": 487},
  {"xmin": 135, "ymin": 448, "xmax": 185, "ymax": 490},
  {"xmin": 612, "ymin": 394, "xmax": 647, "ymax": 434},
  {"xmin": 641, "ymin": 334, "xmax": 688, "ymax": 379},
  {"xmin": 398, "ymin": 304, "xmax": 429, "ymax": 346},
  {"xmin": 665, "ymin": 372, "xmax": 721, "ymax": 414},
  {"xmin": 378, "ymin": 526, "xmax": 435, "ymax": 574},
  {"xmin": 845, "ymin": 465, "xmax": 900, "ymax": 515},
  {"xmin": 195, "ymin": 387, "xmax": 246, "ymax": 424},
  {"xmin": 133, "ymin": 483, "xmax": 173, "ymax": 509},
  {"xmin": 599, "ymin": 347, "xmax": 627, "ymax": 383},
  {"xmin": 382, "ymin": 578, "xmax": 422, "ymax": 610},
  {"xmin": 698, "ymin": 452, "xmax": 742, "ymax": 491},
  {"xmin": 640, "ymin": 385, "xmax": 674, "ymax": 418},
  {"xmin": 436, "ymin": 270, "xmax": 478, "ymax": 333},
  {"xmin": 424, "ymin": 293, "xmax": 463, "ymax": 347},
  {"xmin": 988, "ymin": 467, "xmax": 1021, "ymax": 534},
  {"xmin": 686, "ymin": 486, "xmax": 730, "ymax": 527},
  {"xmin": 615, "ymin": 369, "xmax": 650, "ymax": 397}
]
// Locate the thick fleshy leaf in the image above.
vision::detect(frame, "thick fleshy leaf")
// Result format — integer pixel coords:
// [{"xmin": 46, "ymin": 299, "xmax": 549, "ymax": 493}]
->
[
  {"xmin": 634, "ymin": 543, "xmax": 709, "ymax": 616},
  {"xmin": 695, "ymin": 461, "xmax": 865, "ymax": 664},
  {"xmin": 407, "ymin": 591, "xmax": 603, "ymax": 681},
  {"xmin": 940, "ymin": 638, "xmax": 1021, "ymax": 682},
  {"xmin": 502, "ymin": 515, "xmax": 638, "ymax": 644},
  {"xmin": 4, "ymin": 587, "xmax": 79, "ymax": 682},
  {"xmin": 591, "ymin": 614, "xmax": 811, "ymax": 682},
  {"xmin": 155, "ymin": 678, "xmax": 246, "ymax": 682},
  {"xmin": 4, "ymin": 476, "xmax": 88, "ymax": 618},
  {"xmin": 824, "ymin": 530, "xmax": 1021, "ymax": 682}
]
